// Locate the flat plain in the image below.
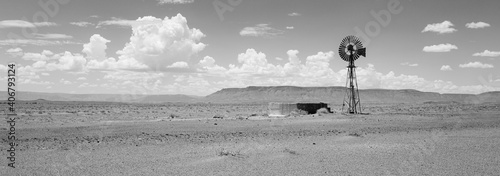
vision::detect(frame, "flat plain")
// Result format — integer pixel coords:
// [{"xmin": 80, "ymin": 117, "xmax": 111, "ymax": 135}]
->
[{"xmin": 1, "ymin": 101, "xmax": 499, "ymax": 175}]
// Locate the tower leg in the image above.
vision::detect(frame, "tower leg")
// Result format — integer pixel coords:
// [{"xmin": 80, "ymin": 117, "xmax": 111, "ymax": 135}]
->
[{"xmin": 342, "ymin": 58, "xmax": 362, "ymax": 114}]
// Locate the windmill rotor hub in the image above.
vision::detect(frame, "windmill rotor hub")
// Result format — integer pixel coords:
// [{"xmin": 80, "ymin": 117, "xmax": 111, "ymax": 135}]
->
[{"xmin": 347, "ymin": 44, "xmax": 354, "ymax": 51}]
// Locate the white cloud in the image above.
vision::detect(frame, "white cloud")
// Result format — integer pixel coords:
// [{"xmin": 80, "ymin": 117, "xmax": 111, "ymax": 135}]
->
[
  {"xmin": 227, "ymin": 48, "xmax": 282, "ymax": 76},
  {"xmin": 6, "ymin": 47, "xmax": 23, "ymax": 57},
  {"xmin": 97, "ymin": 17, "xmax": 162, "ymax": 28},
  {"xmin": 199, "ymin": 56, "xmax": 216, "ymax": 67},
  {"xmin": 114, "ymin": 14, "xmax": 205, "ymax": 70},
  {"xmin": 6, "ymin": 47, "xmax": 22, "ymax": 53},
  {"xmin": 70, "ymin": 21, "xmax": 94, "ymax": 27},
  {"xmin": 472, "ymin": 50, "xmax": 500, "ymax": 57},
  {"xmin": 78, "ymin": 83, "xmax": 98, "ymax": 88},
  {"xmin": 423, "ymin": 43, "xmax": 458, "ymax": 52},
  {"xmin": 33, "ymin": 33, "xmax": 73, "ymax": 39},
  {"xmin": 77, "ymin": 77, "xmax": 87, "ymax": 80},
  {"xmin": 0, "ymin": 64, "xmax": 7, "ymax": 73},
  {"xmin": 440, "ymin": 65, "xmax": 452, "ymax": 71},
  {"xmin": 401, "ymin": 62, "xmax": 419, "ymax": 67},
  {"xmin": 0, "ymin": 39, "xmax": 81, "ymax": 46},
  {"xmin": 240, "ymin": 24, "xmax": 284, "ymax": 37},
  {"xmin": 459, "ymin": 62, "xmax": 494, "ymax": 69},
  {"xmin": 167, "ymin": 62, "xmax": 189, "ymax": 68},
  {"xmin": 0, "ymin": 20, "xmax": 57, "ymax": 28},
  {"xmin": 197, "ymin": 56, "xmax": 227, "ymax": 74},
  {"xmin": 18, "ymin": 79, "xmax": 53, "ymax": 85},
  {"xmin": 86, "ymin": 57, "xmax": 147, "ymax": 70},
  {"xmin": 82, "ymin": 34, "xmax": 110, "ymax": 61},
  {"xmin": 157, "ymin": 0, "xmax": 194, "ymax": 4},
  {"xmin": 288, "ymin": 12, "xmax": 301, "ymax": 16},
  {"xmin": 100, "ymin": 70, "xmax": 165, "ymax": 94},
  {"xmin": 194, "ymin": 49, "xmax": 500, "ymax": 94},
  {"xmin": 286, "ymin": 26, "xmax": 294, "ymax": 30},
  {"xmin": 41, "ymin": 72, "xmax": 50, "ymax": 76},
  {"xmin": 22, "ymin": 50, "xmax": 55, "ymax": 61},
  {"xmin": 21, "ymin": 51, "xmax": 87, "ymax": 72},
  {"xmin": 466, "ymin": 22, "xmax": 490, "ymax": 29},
  {"xmin": 60, "ymin": 79, "xmax": 72, "ymax": 85},
  {"xmin": 422, "ymin": 21, "xmax": 457, "ymax": 34},
  {"xmin": 47, "ymin": 52, "xmax": 87, "ymax": 72}
]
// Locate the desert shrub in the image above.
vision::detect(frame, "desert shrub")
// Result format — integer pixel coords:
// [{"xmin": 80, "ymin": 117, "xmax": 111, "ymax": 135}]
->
[
  {"xmin": 348, "ymin": 132, "xmax": 363, "ymax": 137},
  {"xmin": 169, "ymin": 113, "xmax": 180, "ymax": 119},
  {"xmin": 282, "ymin": 148, "xmax": 299, "ymax": 155},
  {"xmin": 213, "ymin": 115, "xmax": 224, "ymax": 119},
  {"xmin": 316, "ymin": 108, "xmax": 330, "ymax": 115},
  {"xmin": 216, "ymin": 148, "xmax": 246, "ymax": 158},
  {"xmin": 236, "ymin": 116, "xmax": 248, "ymax": 120}
]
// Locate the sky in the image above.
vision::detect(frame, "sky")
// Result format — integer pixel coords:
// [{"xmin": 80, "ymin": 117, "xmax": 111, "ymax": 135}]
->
[{"xmin": 0, "ymin": 0, "xmax": 499, "ymax": 96}]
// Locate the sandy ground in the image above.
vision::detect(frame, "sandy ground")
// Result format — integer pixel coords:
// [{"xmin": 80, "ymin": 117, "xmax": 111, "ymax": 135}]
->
[{"xmin": 1, "ymin": 104, "xmax": 500, "ymax": 175}]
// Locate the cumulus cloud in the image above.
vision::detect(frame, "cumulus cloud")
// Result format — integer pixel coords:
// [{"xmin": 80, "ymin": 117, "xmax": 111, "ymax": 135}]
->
[
  {"xmin": 440, "ymin": 65, "xmax": 452, "ymax": 71},
  {"xmin": 423, "ymin": 43, "xmax": 458, "ymax": 52},
  {"xmin": 288, "ymin": 12, "xmax": 301, "ymax": 16},
  {"xmin": 22, "ymin": 50, "xmax": 55, "ymax": 61},
  {"xmin": 193, "ymin": 48, "xmax": 500, "ymax": 94},
  {"xmin": 472, "ymin": 50, "xmax": 500, "ymax": 57},
  {"xmin": 466, "ymin": 22, "xmax": 490, "ymax": 29},
  {"xmin": 115, "ymin": 14, "xmax": 205, "ymax": 70},
  {"xmin": 82, "ymin": 34, "xmax": 110, "ymax": 61},
  {"xmin": 0, "ymin": 20, "xmax": 57, "ymax": 28},
  {"xmin": 47, "ymin": 52, "xmax": 87, "ymax": 72},
  {"xmin": 167, "ymin": 62, "xmax": 189, "ymax": 68},
  {"xmin": 197, "ymin": 56, "xmax": 227, "ymax": 74},
  {"xmin": 459, "ymin": 62, "xmax": 494, "ymax": 69},
  {"xmin": 227, "ymin": 48, "xmax": 282, "ymax": 76},
  {"xmin": 86, "ymin": 57, "xmax": 147, "ymax": 70},
  {"xmin": 422, "ymin": 21, "xmax": 457, "ymax": 34},
  {"xmin": 89, "ymin": 14, "xmax": 205, "ymax": 71},
  {"xmin": 240, "ymin": 24, "xmax": 284, "ymax": 37},
  {"xmin": 20, "ymin": 51, "xmax": 87, "ymax": 73},
  {"xmin": 286, "ymin": 26, "xmax": 294, "ymax": 30},
  {"xmin": 157, "ymin": 0, "xmax": 194, "ymax": 4}
]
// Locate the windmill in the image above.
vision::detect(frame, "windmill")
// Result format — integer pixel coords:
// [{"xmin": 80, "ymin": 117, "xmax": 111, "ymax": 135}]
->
[{"xmin": 338, "ymin": 35, "xmax": 366, "ymax": 114}]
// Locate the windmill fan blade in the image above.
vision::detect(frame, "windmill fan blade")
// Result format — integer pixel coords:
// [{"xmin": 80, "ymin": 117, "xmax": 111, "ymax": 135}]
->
[
  {"xmin": 339, "ymin": 35, "xmax": 366, "ymax": 62},
  {"xmin": 357, "ymin": 48, "xmax": 366, "ymax": 57}
]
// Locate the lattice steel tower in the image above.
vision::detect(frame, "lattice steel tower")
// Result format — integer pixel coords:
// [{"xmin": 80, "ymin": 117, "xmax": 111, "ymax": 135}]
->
[{"xmin": 338, "ymin": 36, "xmax": 366, "ymax": 114}]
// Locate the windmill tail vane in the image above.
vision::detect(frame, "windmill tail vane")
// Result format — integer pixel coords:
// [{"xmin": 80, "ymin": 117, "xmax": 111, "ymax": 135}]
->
[{"xmin": 338, "ymin": 35, "xmax": 366, "ymax": 114}]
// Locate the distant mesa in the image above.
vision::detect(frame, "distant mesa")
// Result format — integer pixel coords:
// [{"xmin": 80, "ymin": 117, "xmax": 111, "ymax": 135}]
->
[{"xmin": 0, "ymin": 86, "xmax": 499, "ymax": 104}]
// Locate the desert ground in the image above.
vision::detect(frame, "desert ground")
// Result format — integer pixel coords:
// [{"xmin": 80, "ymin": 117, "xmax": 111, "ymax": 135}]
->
[{"xmin": 1, "ymin": 101, "xmax": 500, "ymax": 175}]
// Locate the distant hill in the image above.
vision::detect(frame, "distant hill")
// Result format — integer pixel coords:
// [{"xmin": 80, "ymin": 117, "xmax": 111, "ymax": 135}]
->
[
  {"xmin": 204, "ymin": 86, "xmax": 500, "ymax": 104},
  {"xmin": 0, "ymin": 91, "xmax": 200, "ymax": 103},
  {"xmin": 1, "ymin": 86, "xmax": 499, "ymax": 104}
]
